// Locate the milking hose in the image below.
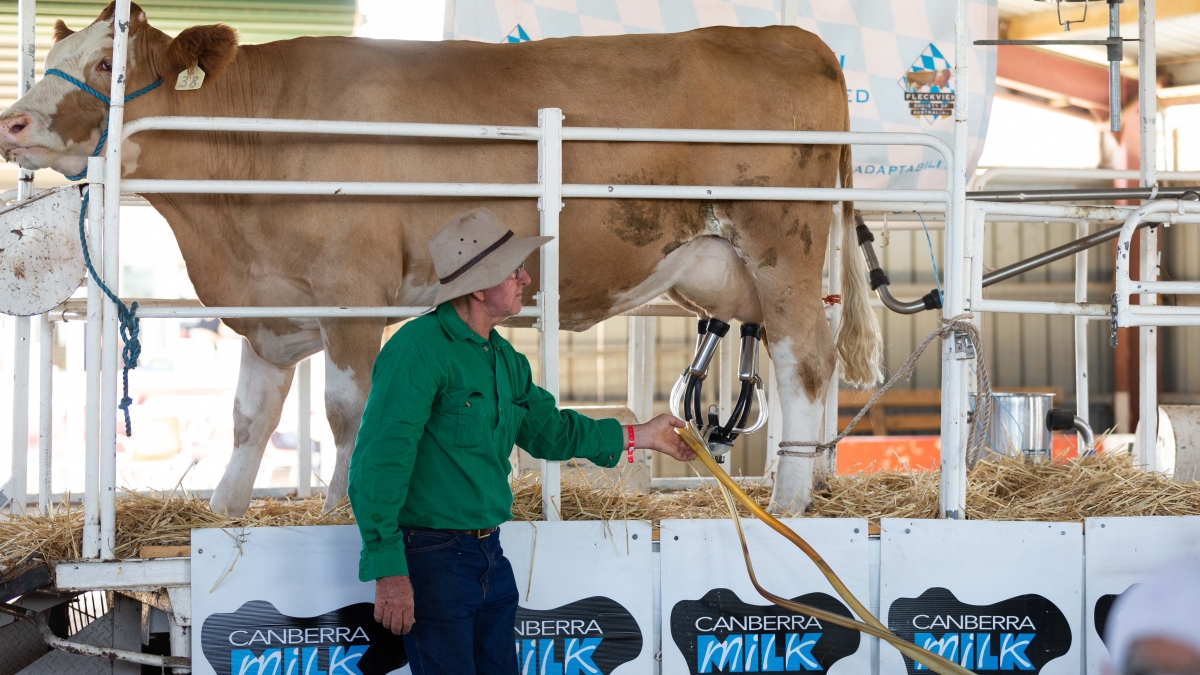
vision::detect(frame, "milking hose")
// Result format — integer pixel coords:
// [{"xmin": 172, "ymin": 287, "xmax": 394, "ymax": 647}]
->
[{"xmin": 676, "ymin": 422, "xmax": 974, "ymax": 675}]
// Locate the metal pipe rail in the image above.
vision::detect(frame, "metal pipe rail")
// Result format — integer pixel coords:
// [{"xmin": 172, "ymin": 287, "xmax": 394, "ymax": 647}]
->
[
  {"xmin": 1113, "ymin": 200, "xmax": 1200, "ymax": 328},
  {"xmin": 969, "ymin": 167, "xmax": 1200, "ymax": 192},
  {"xmin": 54, "ymin": 105, "xmax": 961, "ymax": 558},
  {"xmin": 969, "ymin": 186, "xmax": 1200, "ymax": 202}
]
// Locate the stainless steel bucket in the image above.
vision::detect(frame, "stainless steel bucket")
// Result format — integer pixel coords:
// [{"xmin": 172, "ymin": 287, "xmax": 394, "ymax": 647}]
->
[{"xmin": 969, "ymin": 392, "xmax": 1055, "ymax": 463}]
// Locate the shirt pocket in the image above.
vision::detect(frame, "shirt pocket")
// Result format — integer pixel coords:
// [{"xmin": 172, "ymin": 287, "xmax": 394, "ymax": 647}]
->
[
  {"xmin": 508, "ymin": 395, "xmax": 530, "ymax": 438},
  {"xmin": 437, "ymin": 387, "xmax": 486, "ymax": 451}
]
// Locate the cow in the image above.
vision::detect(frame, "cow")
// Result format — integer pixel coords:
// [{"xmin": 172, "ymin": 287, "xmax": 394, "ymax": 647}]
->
[
  {"xmin": 0, "ymin": 3, "xmax": 882, "ymax": 517},
  {"xmin": 905, "ymin": 68, "xmax": 952, "ymax": 92}
]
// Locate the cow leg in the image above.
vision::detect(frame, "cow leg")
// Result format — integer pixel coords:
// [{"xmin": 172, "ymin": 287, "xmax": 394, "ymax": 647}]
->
[
  {"xmin": 210, "ymin": 340, "xmax": 297, "ymax": 516},
  {"xmin": 719, "ymin": 201, "xmax": 837, "ymax": 514},
  {"xmin": 764, "ymin": 333, "xmax": 833, "ymax": 515},
  {"xmin": 319, "ymin": 319, "xmax": 386, "ymax": 512}
]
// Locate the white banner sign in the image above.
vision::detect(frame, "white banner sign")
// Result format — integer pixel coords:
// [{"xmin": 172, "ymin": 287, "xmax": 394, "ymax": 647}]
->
[
  {"xmin": 659, "ymin": 518, "xmax": 871, "ymax": 674},
  {"xmin": 445, "ymin": 0, "xmax": 997, "ymax": 189},
  {"xmin": 502, "ymin": 520, "xmax": 657, "ymax": 674},
  {"xmin": 879, "ymin": 519, "xmax": 1083, "ymax": 675},
  {"xmin": 1084, "ymin": 516, "xmax": 1200, "ymax": 675},
  {"xmin": 191, "ymin": 526, "xmax": 409, "ymax": 675},
  {"xmin": 190, "ymin": 522, "xmax": 654, "ymax": 675}
]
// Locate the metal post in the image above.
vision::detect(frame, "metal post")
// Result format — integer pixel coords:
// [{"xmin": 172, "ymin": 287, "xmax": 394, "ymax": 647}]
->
[
  {"xmin": 100, "ymin": 0, "xmax": 134, "ymax": 558},
  {"xmin": 297, "ymin": 358, "xmax": 311, "ymax": 497},
  {"xmin": 10, "ymin": 317, "xmax": 29, "ymax": 515},
  {"xmin": 7, "ymin": 0, "xmax": 36, "ymax": 516},
  {"xmin": 1108, "ymin": 0, "xmax": 1123, "ymax": 133},
  {"xmin": 83, "ymin": 158, "xmax": 105, "ymax": 558},
  {"xmin": 1074, "ymin": 221, "xmax": 1091, "ymax": 452},
  {"xmin": 780, "ymin": 0, "xmax": 797, "ymax": 26},
  {"xmin": 764, "ymin": 361, "xmax": 782, "ymax": 483},
  {"xmin": 939, "ymin": 0, "xmax": 971, "ymax": 519},
  {"xmin": 537, "ymin": 108, "xmax": 563, "ymax": 520},
  {"xmin": 627, "ymin": 316, "xmax": 656, "ymax": 424},
  {"xmin": 825, "ymin": 206, "xmax": 844, "ymax": 474},
  {"xmin": 38, "ymin": 316, "xmax": 53, "ymax": 514},
  {"xmin": 16, "ymin": 0, "xmax": 34, "ymax": 203},
  {"xmin": 1137, "ymin": 0, "xmax": 1158, "ymax": 468},
  {"xmin": 719, "ymin": 329, "xmax": 733, "ymax": 425}
]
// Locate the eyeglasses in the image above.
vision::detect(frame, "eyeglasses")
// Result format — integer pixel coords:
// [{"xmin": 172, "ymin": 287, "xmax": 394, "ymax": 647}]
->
[{"xmin": 509, "ymin": 263, "xmax": 525, "ymax": 279}]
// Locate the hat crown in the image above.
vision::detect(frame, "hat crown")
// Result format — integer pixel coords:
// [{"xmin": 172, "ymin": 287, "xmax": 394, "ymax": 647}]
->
[{"xmin": 430, "ymin": 209, "xmax": 512, "ymax": 280}]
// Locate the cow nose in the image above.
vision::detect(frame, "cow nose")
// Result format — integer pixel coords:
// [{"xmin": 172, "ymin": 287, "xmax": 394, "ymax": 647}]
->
[{"xmin": 0, "ymin": 114, "xmax": 33, "ymax": 140}]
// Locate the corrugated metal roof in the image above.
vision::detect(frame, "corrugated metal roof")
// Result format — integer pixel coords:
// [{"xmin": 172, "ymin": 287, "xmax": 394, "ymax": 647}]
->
[{"xmin": 0, "ymin": 0, "xmax": 357, "ymax": 108}]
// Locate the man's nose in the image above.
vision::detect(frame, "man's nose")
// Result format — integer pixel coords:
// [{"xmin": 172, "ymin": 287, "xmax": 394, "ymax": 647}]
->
[
  {"xmin": 518, "ymin": 268, "xmax": 532, "ymax": 286},
  {"xmin": 0, "ymin": 113, "xmax": 34, "ymax": 143}
]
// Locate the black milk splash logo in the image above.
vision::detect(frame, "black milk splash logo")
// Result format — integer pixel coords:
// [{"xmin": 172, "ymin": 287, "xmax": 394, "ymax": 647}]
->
[
  {"xmin": 513, "ymin": 597, "xmax": 641, "ymax": 675},
  {"xmin": 888, "ymin": 588, "xmax": 1071, "ymax": 674},
  {"xmin": 200, "ymin": 600, "xmax": 406, "ymax": 675},
  {"xmin": 1094, "ymin": 584, "xmax": 1138, "ymax": 646},
  {"xmin": 670, "ymin": 588, "xmax": 860, "ymax": 673}
]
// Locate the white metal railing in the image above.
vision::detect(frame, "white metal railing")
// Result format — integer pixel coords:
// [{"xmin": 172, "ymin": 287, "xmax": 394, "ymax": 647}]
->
[
  {"xmin": 969, "ymin": 167, "xmax": 1200, "ymax": 191},
  {"xmin": 9, "ymin": 101, "xmax": 963, "ymax": 556}
]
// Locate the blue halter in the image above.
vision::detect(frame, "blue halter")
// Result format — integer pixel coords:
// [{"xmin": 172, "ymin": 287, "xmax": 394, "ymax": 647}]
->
[
  {"xmin": 44, "ymin": 68, "xmax": 163, "ymax": 181},
  {"xmin": 44, "ymin": 67, "xmax": 160, "ymax": 436}
]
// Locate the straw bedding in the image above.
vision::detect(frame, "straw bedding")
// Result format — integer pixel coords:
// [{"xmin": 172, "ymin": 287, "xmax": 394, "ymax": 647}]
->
[{"xmin": 3, "ymin": 452, "xmax": 1199, "ymax": 574}]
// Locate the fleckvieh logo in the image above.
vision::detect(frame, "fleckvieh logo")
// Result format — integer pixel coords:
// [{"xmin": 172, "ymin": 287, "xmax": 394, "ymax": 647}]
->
[
  {"xmin": 888, "ymin": 588, "xmax": 1071, "ymax": 674},
  {"xmin": 898, "ymin": 44, "xmax": 955, "ymax": 124},
  {"xmin": 670, "ymin": 588, "xmax": 861, "ymax": 673},
  {"xmin": 514, "ymin": 597, "xmax": 641, "ymax": 675},
  {"xmin": 200, "ymin": 600, "xmax": 406, "ymax": 675}
]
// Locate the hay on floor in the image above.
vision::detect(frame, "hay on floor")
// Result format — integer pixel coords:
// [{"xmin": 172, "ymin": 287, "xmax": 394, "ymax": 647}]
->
[{"xmin": 3, "ymin": 452, "xmax": 1199, "ymax": 574}]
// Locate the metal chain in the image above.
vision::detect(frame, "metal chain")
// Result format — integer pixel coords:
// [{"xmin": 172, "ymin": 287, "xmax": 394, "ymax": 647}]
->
[{"xmin": 779, "ymin": 314, "xmax": 993, "ymax": 464}]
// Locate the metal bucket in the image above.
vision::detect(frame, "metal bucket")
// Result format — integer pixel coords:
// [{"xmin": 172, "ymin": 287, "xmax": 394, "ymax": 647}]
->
[{"xmin": 969, "ymin": 392, "xmax": 1055, "ymax": 463}]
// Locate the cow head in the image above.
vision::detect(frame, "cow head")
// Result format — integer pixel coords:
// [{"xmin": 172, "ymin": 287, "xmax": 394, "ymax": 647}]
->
[{"xmin": 0, "ymin": 2, "xmax": 237, "ymax": 178}]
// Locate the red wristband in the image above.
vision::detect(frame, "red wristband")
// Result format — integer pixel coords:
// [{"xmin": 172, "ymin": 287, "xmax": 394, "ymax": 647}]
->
[{"xmin": 626, "ymin": 425, "xmax": 636, "ymax": 463}]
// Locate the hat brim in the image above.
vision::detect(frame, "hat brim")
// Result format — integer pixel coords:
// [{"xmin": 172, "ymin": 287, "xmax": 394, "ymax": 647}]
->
[{"xmin": 433, "ymin": 234, "xmax": 552, "ymax": 305}]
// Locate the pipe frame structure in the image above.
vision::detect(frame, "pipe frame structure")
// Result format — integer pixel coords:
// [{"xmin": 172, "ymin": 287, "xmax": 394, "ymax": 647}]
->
[{"xmin": 28, "ymin": 3, "xmax": 957, "ymax": 551}]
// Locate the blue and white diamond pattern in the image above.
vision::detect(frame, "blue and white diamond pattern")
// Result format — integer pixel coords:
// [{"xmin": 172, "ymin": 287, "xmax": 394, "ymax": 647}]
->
[{"xmin": 447, "ymin": 0, "xmax": 998, "ymax": 190}]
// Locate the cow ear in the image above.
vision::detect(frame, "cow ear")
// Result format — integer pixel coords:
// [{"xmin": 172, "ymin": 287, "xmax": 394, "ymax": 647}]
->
[
  {"xmin": 53, "ymin": 19, "xmax": 75, "ymax": 43},
  {"xmin": 162, "ymin": 24, "xmax": 238, "ymax": 80}
]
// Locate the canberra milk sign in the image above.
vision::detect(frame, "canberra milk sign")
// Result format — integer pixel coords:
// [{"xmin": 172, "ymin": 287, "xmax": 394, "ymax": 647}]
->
[
  {"xmin": 191, "ymin": 527, "xmax": 409, "ymax": 675},
  {"xmin": 659, "ymin": 518, "xmax": 872, "ymax": 674},
  {"xmin": 445, "ymin": 0, "xmax": 998, "ymax": 190},
  {"xmin": 191, "ymin": 523, "xmax": 655, "ymax": 675},
  {"xmin": 879, "ymin": 520, "xmax": 1082, "ymax": 675}
]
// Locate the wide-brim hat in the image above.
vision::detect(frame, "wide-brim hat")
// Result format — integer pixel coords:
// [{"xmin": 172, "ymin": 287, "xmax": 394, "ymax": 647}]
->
[{"xmin": 431, "ymin": 208, "xmax": 551, "ymax": 305}]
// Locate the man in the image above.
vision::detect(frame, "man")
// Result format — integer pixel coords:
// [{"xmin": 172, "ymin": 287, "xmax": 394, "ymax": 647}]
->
[
  {"xmin": 347, "ymin": 208, "xmax": 694, "ymax": 675},
  {"xmin": 1105, "ymin": 556, "xmax": 1200, "ymax": 675}
]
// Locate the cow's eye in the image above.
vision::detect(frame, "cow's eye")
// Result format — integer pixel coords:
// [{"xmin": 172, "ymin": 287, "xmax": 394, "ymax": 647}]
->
[{"xmin": 98, "ymin": 60, "xmax": 111, "ymax": 72}]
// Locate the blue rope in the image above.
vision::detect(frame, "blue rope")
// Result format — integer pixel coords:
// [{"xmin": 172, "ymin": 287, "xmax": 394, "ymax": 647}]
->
[
  {"xmin": 916, "ymin": 211, "xmax": 944, "ymax": 306},
  {"xmin": 77, "ymin": 191, "xmax": 140, "ymax": 436},
  {"xmin": 45, "ymin": 69, "xmax": 163, "ymax": 181}
]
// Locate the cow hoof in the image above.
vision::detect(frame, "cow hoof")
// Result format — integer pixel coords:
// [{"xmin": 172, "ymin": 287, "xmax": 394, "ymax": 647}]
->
[{"xmin": 209, "ymin": 488, "xmax": 252, "ymax": 518}]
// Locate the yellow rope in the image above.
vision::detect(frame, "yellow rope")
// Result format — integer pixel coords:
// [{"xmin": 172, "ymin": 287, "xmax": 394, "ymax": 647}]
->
[{"xmin": 678, "ymin": 422, "xmax": 973, "ymax": 675}]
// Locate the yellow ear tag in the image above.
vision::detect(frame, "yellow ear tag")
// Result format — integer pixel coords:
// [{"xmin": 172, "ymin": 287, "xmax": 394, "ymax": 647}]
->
[{"xmin": 175, "ymin": 65, "xmax": 205, "ymax": 91}]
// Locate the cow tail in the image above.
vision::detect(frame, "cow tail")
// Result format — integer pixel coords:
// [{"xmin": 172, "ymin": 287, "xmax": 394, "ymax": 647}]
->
[{"xmin": 836, "ymin": 131, "xmax": 883, "ymax": 386}]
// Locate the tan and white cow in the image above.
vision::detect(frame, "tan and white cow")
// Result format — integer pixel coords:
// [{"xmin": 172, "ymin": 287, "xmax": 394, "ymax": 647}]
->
[{"xmin": 0, "ymin": 4, "xmax": 881, "ymax": 516}]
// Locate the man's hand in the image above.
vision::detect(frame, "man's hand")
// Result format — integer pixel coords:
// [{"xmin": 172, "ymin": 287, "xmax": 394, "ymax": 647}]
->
[
  {"xmin": 631, "ymin": 415, "xmax": 695, "ymax": 461},
  {"xmin": 374, "ymin": 575, "xmax": 415, "ymax": 635}
]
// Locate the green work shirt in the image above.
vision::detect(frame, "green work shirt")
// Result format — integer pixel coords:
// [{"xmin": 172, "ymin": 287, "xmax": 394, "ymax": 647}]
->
[{"xmin": 347, "ymin": 302, "xmax": 624, "ymax": 581}]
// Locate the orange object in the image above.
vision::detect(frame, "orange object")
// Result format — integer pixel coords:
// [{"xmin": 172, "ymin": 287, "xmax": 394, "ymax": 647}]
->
[{"xmin": 835, "ymin": 433, "xmax": 1081, "ymax": 474}]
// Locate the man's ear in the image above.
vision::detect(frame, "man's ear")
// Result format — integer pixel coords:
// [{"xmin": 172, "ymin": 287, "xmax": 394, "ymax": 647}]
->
[
  {"xmin": 162, "ymin": 24, "xmax": 238, "ymax": 79},
  {"xmin": 53, "ymin": 20, "xmax": 75, "ymax": 43}
]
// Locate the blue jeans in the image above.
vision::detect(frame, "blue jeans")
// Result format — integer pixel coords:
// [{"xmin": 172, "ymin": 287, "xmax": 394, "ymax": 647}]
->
[{"xmin": 400, "ymin": 527, "xmax": 519, "ymax": 675}]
